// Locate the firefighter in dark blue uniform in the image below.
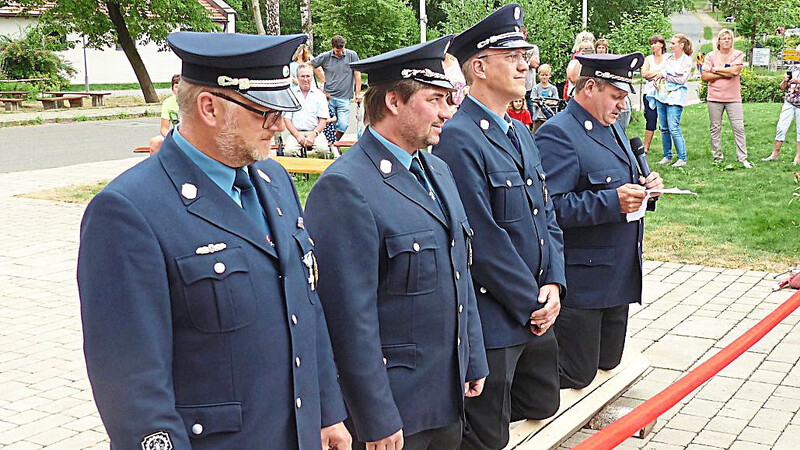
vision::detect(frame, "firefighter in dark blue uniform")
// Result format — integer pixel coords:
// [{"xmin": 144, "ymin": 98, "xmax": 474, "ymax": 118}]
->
[
  {"xmin": 305, "ymin": 36, "xmax": 489, "ymax": 450},
  {"xmin": 431, "ymin": 5, "xmax": 567, "ymax": 449},
  {"xmin": 77, "ymin": 32, "xmax": 350, "ymax": 450},
  {"xmin": 535, "ymin": 53, "xmax": 664, "ymax": 389}
]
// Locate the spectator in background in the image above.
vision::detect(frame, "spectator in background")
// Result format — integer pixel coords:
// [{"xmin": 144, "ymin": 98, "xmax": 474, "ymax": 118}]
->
[
  {"xmin": 532, "ymin": 64, "xmax": 559, "ymax": 133},
  {"xmin": 520, "ymin": 25, "xmax": 540, "ymax": 115},
  {"xmin": 312, "ymin": 35, "xmax": 362, "ymax": 140},
  {"xmin": 594, "ymin": 38, "xmax": 609, "ymax": 54},
  {"xmin": 652, "ymin": 33, "xmax": 693, "ymax": 167},
  {"xmin": 566, "ymin": 41, "xmax": 595, "ymax": 99},
  {"xmin": 443, "ymin": 53, "xmax": 468, "ymax": 107},
  {"xmin": 565, "ymin": 31, "xmax": 595, "ymax": 99},
  {"xmin": 148, "ymin": 74, "xmax": 181, "ymax": 154},
  {"xmin": 762, "ymin": 46, "xmax": 800, "ymax": 165},
  {"xmin": 284, "ymin": 64, "xmax": 331, "ymax": 157},
  {"xmin": 507, "ymin": 98, "xmax": 533, "ymax": 129},
  {"xmin": 701, "ymin": 28, "xmax": 751, "ymax": 168},
  {"xmin": 290, "ymin": 43, "xmax": 312, "ymax": 86},
  {"xmin": 641, "ymin": 35, "xmax": 667, "ymax": 154}
]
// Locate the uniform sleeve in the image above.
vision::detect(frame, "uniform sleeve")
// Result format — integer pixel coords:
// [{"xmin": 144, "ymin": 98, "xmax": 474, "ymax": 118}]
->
[
  {"xmin": 536, "ymin": 123, "xmax": 624, "ymax": 229},
  {"xmin": 433, "ymin": 130, "xmax": 541, "ymax": 327},
  {"xmin": 77, "ymin": 190, "xmax": 190, "ymax": 450},
  {"xmin": 304, "ymin": 173, "xmax": 403, "ymax": 442},
  {"xmin": 283, "ymin": 168, "xmax": 347, "ymax": 428}
]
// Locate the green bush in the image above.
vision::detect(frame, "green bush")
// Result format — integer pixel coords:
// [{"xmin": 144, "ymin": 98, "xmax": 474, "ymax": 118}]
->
[
  {"xmin": 0, "ymin": 26, "xmax": 75, "ymax": 93},
  {"xmin": 698, "ymin": 67, "xmax": 785, "ymax": 102}
]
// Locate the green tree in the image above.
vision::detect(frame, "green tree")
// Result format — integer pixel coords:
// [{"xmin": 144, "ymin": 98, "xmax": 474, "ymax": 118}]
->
[
  {"xmin": 311, "ymin": 0, "xmax": 418, "ymax": 59},
  {"xmin": 19, "ymin": 0, "xmax": 218, "ymax": 103},
  {"xmin": 0, "ymin": 25, "xmax": 76, "ymax": 91},
  {"xmin": 438, "ymin": 0, "xmax": 577, "ymax": 83},
  {"xmin": 588, "ymin": 0, "xmax": 690, "ymax": 37},
  {"xmin": 607, "ymin": 0, "xmax": 673, "ymax": 55},
  {"xmin": 719, "ymin": 0, "xmax": 782, "ymax": 62}
]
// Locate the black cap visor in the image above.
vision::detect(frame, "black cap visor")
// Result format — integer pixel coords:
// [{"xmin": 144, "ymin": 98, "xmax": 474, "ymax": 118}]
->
[
  {"xmin": 488, "ymin": 39, "xmax": 534, "ymax": 50},
  {"xmin": 239, "ymin": 88, "xmax": 301, "ymax": 112},
  {"xmin": 609, "ymin": 80, "xmax": 636, "ymax": 95}
]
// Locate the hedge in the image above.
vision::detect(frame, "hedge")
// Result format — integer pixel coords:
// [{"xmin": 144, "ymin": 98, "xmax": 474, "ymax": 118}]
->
[{"xmin": 698, "ymin": 67, "xmax": 786, "ymax": 103}]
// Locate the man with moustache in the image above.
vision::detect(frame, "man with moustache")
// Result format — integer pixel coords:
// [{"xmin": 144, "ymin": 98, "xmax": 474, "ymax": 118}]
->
[
  {"xmin": 431, "ymin": 4, "xmax": 566, "ymax": 450},
  {"xmin": 535, "ymin": 53, "xmax": 664, "ymax": 389},
  {"xmin": 77, "ymin": 32, "xmax": 350, "ymax": 450},
  {"xmin": 305, "ymin": 36, "xmax": 489, "ymax": 450}
]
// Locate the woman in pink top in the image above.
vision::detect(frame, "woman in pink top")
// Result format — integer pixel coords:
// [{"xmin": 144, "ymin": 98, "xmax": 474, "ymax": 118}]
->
[{"xmin": 701, "ymin": 28, "xmax": 752, "ymax": 168}]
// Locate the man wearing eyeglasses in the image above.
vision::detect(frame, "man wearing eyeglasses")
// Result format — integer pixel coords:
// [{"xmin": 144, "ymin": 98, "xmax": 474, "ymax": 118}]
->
[
  {"xmin": 431, "ymin": 5, "xmax": 566, "ymax": 450},
  {"xmin": 77, "ymin": 32, "xmax": 350, "ymax": 450}
]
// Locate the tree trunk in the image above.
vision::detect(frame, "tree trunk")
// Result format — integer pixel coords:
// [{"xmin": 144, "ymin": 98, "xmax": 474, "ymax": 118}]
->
[
  {"xmin": 105, "ymin": 1, "xmax": 159, "ymax": 103},
  {"xmin": 248, "ymin": 0, "xmax": 266, "ymax": 34},
  {"xmin": 264, "ymin": 0, "xmax": 280, "ymax": 35},
  {"xmin": 300, "ymin": 0, "xmax": 313, "ymax": 52}
]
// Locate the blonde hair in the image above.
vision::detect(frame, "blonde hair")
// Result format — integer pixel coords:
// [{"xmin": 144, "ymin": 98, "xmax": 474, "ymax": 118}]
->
[
  {"xmin": 292, "ymin": 43, "xmax": 311, "ymax": 63},
  {"xmin": 672, "ymin": 33, "xmax": 693, "ymax": 56},
  {"xmin": 538, "ymin": 64, "xmax": 552, "ymax": 76},
  {"xmin": 572, "ymin": 31, "xmax": 595, "ymax": 52},
  {"xmin": 716, "ymin": 28, "xmax": 734, "ymax": 50},
  {"xmin": 177, "ymin": 79, "xmax": 227, "ymax": 119}
]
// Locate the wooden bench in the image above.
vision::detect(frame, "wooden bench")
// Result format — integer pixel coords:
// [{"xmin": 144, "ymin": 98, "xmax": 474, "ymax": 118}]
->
[
  {"xmin": 0, "ymin": 91, "xmax": 27, "ymax": 99},
  {"xmin": 0, "ymin": 98, "xmax": 24, "ymax": 111},
  {"xmin": 45, "ymin": 91, "xmax": 111, "ymax": 107},
  {"xmin": 272, "ymin": 156, "xmax": 333, "ymax": 174},
  {"xmin": 333, "ymin": 140, "xmax": 357, "ymax": 153},
  {"xmin": 39, "ymin": 95, "xmax": 88, "ymax": 109}
]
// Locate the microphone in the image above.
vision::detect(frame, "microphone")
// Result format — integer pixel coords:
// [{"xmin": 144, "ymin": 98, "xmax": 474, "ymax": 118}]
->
[{"xmin": 630, "ymin": 136, "xmax": 650, "ymax": 179}]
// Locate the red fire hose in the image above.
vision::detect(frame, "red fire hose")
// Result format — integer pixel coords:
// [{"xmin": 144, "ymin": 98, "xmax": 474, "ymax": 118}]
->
[{"xmin": 573, "ymin": 289, "xmax": 800, "ymax": 450}]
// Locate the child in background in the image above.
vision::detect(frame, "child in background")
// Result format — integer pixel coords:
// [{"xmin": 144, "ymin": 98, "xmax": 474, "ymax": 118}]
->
[
  {"xmin": 507, "ymin": 98, "xmax": 533, "ymax": 129},
  {"xmin": 532, "ymin": 64, "xmax": 560, "ymax": 133}
]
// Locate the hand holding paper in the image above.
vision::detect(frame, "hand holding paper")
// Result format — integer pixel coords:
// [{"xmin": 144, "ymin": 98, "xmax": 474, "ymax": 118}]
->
[{"xmin": 626, "ymin": 187, "xmax": 698, "ymax": 222}]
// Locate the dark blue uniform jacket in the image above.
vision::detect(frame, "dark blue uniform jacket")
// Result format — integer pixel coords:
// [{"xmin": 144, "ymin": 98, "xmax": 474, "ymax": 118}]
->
[
  {"xmin": 77, "ymin": 134, "xmax": 346, "ymax": 450},
  {"xmin": 304, "ymin": 129, "xmax": 489, "ymax": 442},
  {"xmin": 432, "ymin": 96, "xmax": 567, "ymax": 349},
  {"xmin": 535, "ymin": 99, "xmax": 651, "ymax": 309}
]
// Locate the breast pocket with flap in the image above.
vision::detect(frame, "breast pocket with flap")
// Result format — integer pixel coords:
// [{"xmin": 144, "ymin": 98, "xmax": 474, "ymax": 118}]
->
[
  {"xmin": 176, "ymin": 246, "xmax": 259, "ymax": 333},
  {"xmin": 488, "ymin": 170, "xmax": 526, "ymax": 223},
  {"xmin": 385, "ymin": 230, "xmax": 439, "ymax": 296}
]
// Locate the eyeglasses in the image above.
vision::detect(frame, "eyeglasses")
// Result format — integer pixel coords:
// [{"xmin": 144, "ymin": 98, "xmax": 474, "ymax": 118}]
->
[
  {"xmin": 211, "ymin": 92, "xmax": 284, "ymax": 129},
  {"xmin": 477, "ymin": 49, "xmax": 533, "ymax": 65}
]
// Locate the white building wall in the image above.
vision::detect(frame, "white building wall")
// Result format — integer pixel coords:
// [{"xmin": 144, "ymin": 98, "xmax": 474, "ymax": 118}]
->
[{"xmin": 1, "ymin": 17, "xmax": 182, "ymax": 84}]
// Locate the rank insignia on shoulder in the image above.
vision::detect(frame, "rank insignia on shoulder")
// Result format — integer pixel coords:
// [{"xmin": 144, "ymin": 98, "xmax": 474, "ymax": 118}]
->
[
  {"xmin": 140, "ymin": 430, "xmax": 172, "ymax": 450},
  {"xmin": 195, "ymin": 242, "xmax": 227, "ymax": 255}
]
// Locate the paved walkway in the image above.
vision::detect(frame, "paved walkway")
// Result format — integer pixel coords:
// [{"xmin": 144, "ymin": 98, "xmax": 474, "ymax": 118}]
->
[{"xmin": 0, "ymin": 157, "xmax": 798, "ymax": 449}]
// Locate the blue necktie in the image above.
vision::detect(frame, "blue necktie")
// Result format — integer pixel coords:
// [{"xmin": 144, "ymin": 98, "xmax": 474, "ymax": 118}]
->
[
  {"xmin": 234, "ymin": 168, "xmax": 270, "ymax": 238},
  {"xmin": 507, "ymin": 124, "xmax": 522, "ymax": 156}
]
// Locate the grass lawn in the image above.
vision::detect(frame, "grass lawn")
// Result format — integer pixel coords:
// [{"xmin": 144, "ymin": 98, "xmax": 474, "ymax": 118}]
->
[
  {"xmin": 20, "ymin": 103, "xmax": 799, "ymax": 271},
  {"xmin": 629, "ymin": 102, "xmax": 799, "ymax": 271}
]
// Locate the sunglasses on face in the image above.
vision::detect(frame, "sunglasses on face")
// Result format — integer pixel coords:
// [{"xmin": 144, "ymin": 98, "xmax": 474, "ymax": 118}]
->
[{"xmin": 211, "ymin": 92, "xmax": 284, "ymax": 129}]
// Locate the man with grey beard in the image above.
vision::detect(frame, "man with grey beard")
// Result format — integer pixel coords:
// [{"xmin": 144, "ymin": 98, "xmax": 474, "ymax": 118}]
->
[{"xmin": 77, "ymin": 32, "xmax": 350, "ymax": 450}]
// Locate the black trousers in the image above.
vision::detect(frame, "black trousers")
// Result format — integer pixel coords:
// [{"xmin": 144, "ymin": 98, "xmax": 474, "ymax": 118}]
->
[
  {"xmin": 554, "ymin": 304, "xmax": 629, "ymax": 389},
  {"xmin": 460, "ymin": 329, "xmax": 560, "ymax": 450},
  {"xmin": 351, "ymin": 420, "xmax": 462, "ymax": 450}
]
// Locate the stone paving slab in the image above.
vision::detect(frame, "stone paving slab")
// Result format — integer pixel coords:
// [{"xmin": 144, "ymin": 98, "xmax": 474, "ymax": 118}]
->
[{"xmin": 0, "ymin": 157, "xmax": 798, "ymax": 448}]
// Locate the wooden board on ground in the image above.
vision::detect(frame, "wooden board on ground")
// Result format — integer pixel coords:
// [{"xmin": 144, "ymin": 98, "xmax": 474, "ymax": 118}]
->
[
  {"xmin": 272, "ymin": 156, "xmax": 333, "ymax": 175},
  {"xmin": 504, "ymin": 353, "xmax": 650, "ymax": 450}
]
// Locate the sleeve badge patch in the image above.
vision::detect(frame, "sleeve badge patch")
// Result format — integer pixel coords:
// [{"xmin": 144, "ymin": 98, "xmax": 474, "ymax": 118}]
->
[{"xmin": 141, "ymin": 431, "xmax": 173, "ymax": 450}]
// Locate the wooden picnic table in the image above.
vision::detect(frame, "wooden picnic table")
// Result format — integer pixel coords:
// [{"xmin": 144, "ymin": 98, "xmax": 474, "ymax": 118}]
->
[
  {"xmin": 44, "ymin": 91, "xmax": 112, "ymax": 107},
  {"xmin": 39, "ymin": 94, "xmax": 88, "ymax": 110},
  {"xmin": 0, "ymin": 98, "xmax": 24, "ymax": 111},
  {"xmin": 273, "ymin": 156, "xmax": 333, "ymax": 174},
  {"xmin": 0, "ymin": 91, "xmax": 27, "ymax": 99}
]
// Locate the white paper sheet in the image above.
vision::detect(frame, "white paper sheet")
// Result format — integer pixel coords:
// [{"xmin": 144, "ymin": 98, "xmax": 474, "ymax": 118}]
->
[{"xmin": 625, "ymin": 187, "xmax": 698, "ymax": 222}]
